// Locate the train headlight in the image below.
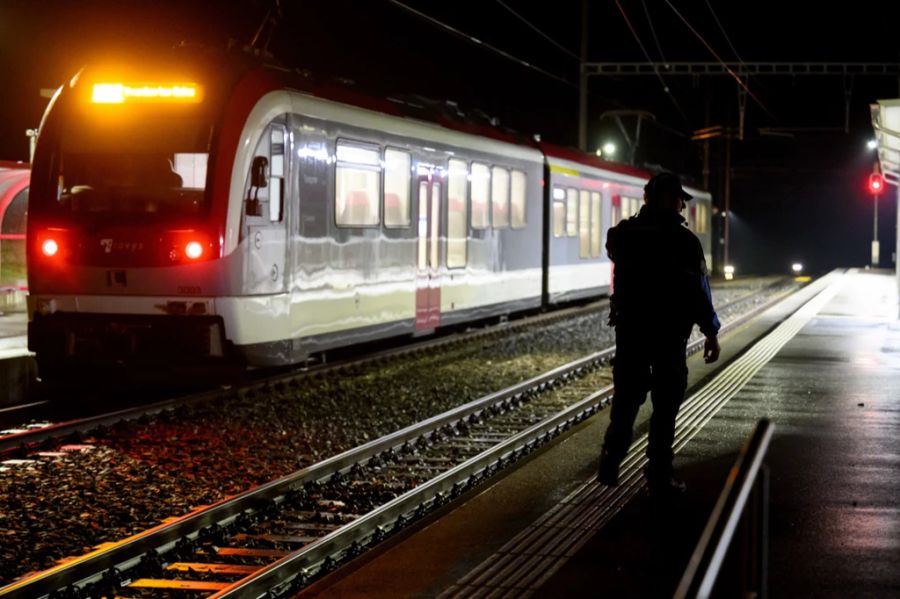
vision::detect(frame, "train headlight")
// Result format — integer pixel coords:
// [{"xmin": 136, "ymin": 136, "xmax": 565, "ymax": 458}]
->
[
  {"xmin": 41, "ymin": 239, "xmax": 59, "ymax": 257},
  {"xmin": 185, "ymin": 241, "xmax": 204, "ymax": 260},
  {"xmin": 792, "ymin": 263, "xmax": 803, "ymax": 274}
]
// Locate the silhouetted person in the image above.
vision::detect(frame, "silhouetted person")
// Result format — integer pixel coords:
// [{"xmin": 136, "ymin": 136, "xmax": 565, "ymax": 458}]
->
[{"xmin": 598, "ymin": 172, "xmax": 721, "ymax": 496}]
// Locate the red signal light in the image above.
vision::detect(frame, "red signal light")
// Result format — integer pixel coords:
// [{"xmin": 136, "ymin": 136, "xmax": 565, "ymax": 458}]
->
[{"xmin": 868, "ymin": 173, "xmax": 885, "ymax": 194}]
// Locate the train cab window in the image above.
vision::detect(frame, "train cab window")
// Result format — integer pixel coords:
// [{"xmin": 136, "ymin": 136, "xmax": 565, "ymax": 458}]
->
[
  {"xmin": 244, "ymin": 123, "xmax": 286, "ymax": 223},
  {"xmin": 590, "ymin": 191, "xmax": 602, "ymax": 257},
  {"xmin": 510, "ymin": 170, "xmax": 527, "ymax": 228},
  {"xmin": 578, "ymin": 190, "xmax": 590, "ymax": 258},
  {"xmin": 491, "ymin": 166, "xmax": 509, "ymax": 229},
  {"xmin": 335, "ymin": 141, "xmax": 380, "ymax": 227},
  {"xmin": 565, "ymin": 188, "xmax": 577, "ymax": 236},
  {"xmin": 552, "ymin": 187, "xmax": 565, "ymax": 237},
  {"xmin": 447, "ymin": 159, "xmax": 468, "ymax": 268},
  {"xmin": 268, "ymin": 127, "xmax": 286, "ymax": 222},
  {"xmin": 172, "ymin": 153, "xmax": 208, "ymax": 189},
  {"xmin": 471, "ymin": 162, "xmax": 490, "ymax": 229},
  {"xmin": 384, "ymin": 148, "xmax": 411, "ymax": 227}
]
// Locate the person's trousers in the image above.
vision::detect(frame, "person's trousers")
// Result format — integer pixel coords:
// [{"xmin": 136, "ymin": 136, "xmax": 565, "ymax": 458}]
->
[{"xmin": 601, "ymin": 326, "xmax": 689, "ymax": 478}]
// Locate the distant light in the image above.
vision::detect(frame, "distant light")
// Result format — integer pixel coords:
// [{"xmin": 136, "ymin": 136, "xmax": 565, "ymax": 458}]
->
[
  {"xmin": 595, "ymin": 149, "xmax": 602, "ymax": 157},
  {"xmin": 41, "ymin": 239, "xmax": 59, "ymax": 257},
  {"xmin": 724, "ymin": 264, "xmax": 735, "ymax": 280},
  {"xmin": 185, "ymin": 241, "xmax": 204, "ymax": 260},
  {"xmin": 867, "ymin": 139, "xmax": 878, "ymax": 150},
  {"xmin": 868, "ymin": 172, "xmax": 884, "ymax": 194},
  {"xmin": 792, "ymin": 263, "xmax": 803, "ymax": 273},
  {"xmin": 602, "ymin": 142, "xmax": 617, "ymax": 156}
]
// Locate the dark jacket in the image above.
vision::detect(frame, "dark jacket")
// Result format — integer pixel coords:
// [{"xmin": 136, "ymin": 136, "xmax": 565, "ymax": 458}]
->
[{"xmin": 607, "ymin": 204, "xmax": 720, "ymax": 338}]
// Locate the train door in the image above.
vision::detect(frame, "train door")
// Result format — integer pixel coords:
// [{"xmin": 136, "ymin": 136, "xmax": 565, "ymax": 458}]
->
[
  {"xmin": 244, "ymin": 123, "xmax": 288, "ymax": 294},
  {"xmin": 415, "ymin": 173, "xmax": 441, "ymax": 331}
]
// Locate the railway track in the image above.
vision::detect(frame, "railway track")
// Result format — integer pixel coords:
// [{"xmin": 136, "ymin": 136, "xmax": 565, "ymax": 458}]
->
[
  {"xmin": 0, "ymin": 277, "xmax": 788, "ymax": 458},
  {"xmin": 0, "ymin": 297, "xmax": 611, "ymax": 457},
  {"xmin": 0, "ymin": 278, "xmax": 801, "ymax": 598}
]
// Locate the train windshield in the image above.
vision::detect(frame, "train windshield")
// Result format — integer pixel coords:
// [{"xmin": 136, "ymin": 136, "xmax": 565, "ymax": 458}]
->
[{"xmin": 43, "ymin": 113, "xmax": 213, "ymax": 222}]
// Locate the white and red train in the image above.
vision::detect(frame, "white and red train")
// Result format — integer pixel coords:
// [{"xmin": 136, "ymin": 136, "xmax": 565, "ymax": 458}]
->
[{"xmin": 26, "ymin": 52, "xmax": 712, "ymax": 379}]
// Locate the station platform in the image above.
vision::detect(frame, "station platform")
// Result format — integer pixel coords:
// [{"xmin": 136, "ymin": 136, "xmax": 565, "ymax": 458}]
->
[{"xmin": 300, "ymin": 269, "xmax": 900, "ymax": 598}]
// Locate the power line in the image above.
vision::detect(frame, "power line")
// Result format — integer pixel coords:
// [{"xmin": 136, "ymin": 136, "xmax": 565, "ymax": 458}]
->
[
  {"xmin": 493, "ymin": 0, "xmax": 580, "ymax": 62},
  {"xmin": 640, "ymin": 0, "xmax": 668, "ymax": 63},
  {"xmin": 704, "ymin": 0, "xmax": 744, "ymax": 63},
  {"xmin": 386, "ymin": 0, "xmax": 576, "ymax": 88},
  {"xmin": 663, "ymin": 0, "xmax": 775, "ymax": 119},
  {"xmin": 614, "ymin": 0, "xmax": 688, "ymax": 122}
]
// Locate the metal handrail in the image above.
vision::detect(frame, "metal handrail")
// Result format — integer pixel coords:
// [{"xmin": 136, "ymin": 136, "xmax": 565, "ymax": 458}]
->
[{"xmin": 674, "ymin": 419, "xmax": 774, "ymax": 599}]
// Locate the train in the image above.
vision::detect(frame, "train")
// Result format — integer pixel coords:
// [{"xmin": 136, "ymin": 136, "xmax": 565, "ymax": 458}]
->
[{"xmin": 26, "ymin": 51, "xmax": 713, "ymax": 380}]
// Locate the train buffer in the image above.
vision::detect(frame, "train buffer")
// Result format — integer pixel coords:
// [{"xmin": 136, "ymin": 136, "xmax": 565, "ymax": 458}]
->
[{"xmin": 299, "ymin": 269, "xmax": 900, "ymax": 598}]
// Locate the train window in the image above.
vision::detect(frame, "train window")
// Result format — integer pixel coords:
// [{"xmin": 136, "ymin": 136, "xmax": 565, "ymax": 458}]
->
[
  {"xmin": 384, "ymin": 149, "xmax": 411, "ymax": 227},
  {"xmin": 565, "ymin": 188, "xmax": 577, "ymax": 236},
  {"xmin": 621, "ymin": 196, "xmax": 640, "ymax": 220},
  {"xmin": 335, "ymin": 141, "xmax": 380, "ymax": 227},
  {"xmin": 695, "ymin": 202, "xmax": 708, "ymax": 234},
  {"xmin": 243, "ymin": 124, "xmax": 285, "ymax": 224},
  {"xmin": 471, "ymin": 162, "xmax": 490, "ymax": 229},
  {"xmin": 447, "ymin": 159, "xmax": 468, "ymax": 268},
  {"xmin": 552, "ymin": 187, "xmax": 565, "ymax": 237},
  {"xmin": 491, "ymin": 167, "xmax": 509, "ymax": 229},
  {"xmin": 173, "ymin": 153, "xmax": 208, "ymax": 189},
  {"xmin": 510, "ymin": 170, "xmax": 527, "ymax": 228},
  {"xmin": 417, "ymin": 181, "xmax": 428, "ymax": 270},
  {"xmin": 0, "ymin": 188, "xmax": 27, "ymax": 286},
  {"xmin": 268, "ymin": 127, "xmax": 286, "ymax": 222},
  {"xmin": 578, "ymin": 190, "xmax": 590, "ymax": 258},
  {"xmin": 590, "ymin": 192, "xmax": 602, "ymax": 257}
]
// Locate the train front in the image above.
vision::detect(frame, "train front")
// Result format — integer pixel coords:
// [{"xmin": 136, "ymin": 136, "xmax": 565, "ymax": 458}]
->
[{"xmin": 27, "ymin": 65, "xmax": 238, "ymax": 381}]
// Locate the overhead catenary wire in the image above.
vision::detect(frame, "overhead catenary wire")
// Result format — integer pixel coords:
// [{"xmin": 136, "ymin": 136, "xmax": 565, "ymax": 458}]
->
[
  {"xmin": 640, "ymin": 0, "xmax": 669, "ymax": 64},
  {"xmin": 613, "ymin": 0, "xmax": 688, "ymax": 123},
  {"xmin": 663, "ymin": 0, "xmax": 775, "ymax": 119},
  {"xmin": 494, "ymin": 0, "xmax": 581, "ymax": 61},
  {"xmin": 386, "ymin": 0, "xmax": 576, "ymax": 89},
  {"xmin": 703, "ymin": 0, "xmax": 744, "ymax": 64}
]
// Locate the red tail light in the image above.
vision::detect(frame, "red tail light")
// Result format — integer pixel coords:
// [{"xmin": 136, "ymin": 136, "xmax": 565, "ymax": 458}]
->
[
  {"xmin": 166, "ymin": 230, "xmax": 215, "ymax": 263},
  {"xmin": 184, "ymin": 241, "xmax": 204, "ymax": 260},
  {"xmin": 36, "ymin": 228, "xmax": 69, "ymax": 262},
  {"xmin": 42, "ymin": 239, "xmax": 59, "ymax": 257}
]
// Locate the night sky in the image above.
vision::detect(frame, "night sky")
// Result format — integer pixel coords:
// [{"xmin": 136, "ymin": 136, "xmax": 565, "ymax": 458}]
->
[{"xmin": 1, "ymin": 0, "xmax": 898, "ymax": 274}]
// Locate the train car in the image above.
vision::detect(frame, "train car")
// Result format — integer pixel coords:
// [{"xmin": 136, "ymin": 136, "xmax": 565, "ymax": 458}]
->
[
  {"xmin": 26, "ymin": 54, "xmax": 547, "ymax": 378},
  {"xmin": 0, "ymin": 163, "xmax": 30, "ymax": 310},
  {"xmin": 26, "ymin": 51, "xmax": 714, "ymax": 380},
  {"xmin": 539, "ymin": 146, "xmax": 714, "ymax": 304},
  {"xmin": 683, "ymin": 184, "xmax": 714, "ymax": 269}
]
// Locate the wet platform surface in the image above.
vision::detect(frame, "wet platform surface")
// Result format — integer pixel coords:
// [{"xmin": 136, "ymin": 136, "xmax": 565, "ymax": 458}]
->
[{"xmin": 302, "ymin": 270, "xmax": 900, "ymax": 598}]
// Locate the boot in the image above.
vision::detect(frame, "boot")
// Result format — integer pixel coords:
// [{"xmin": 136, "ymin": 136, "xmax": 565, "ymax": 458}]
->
[{"xmin": 597, "ymin": 450, "xmax": 621, "ymax": 486}]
